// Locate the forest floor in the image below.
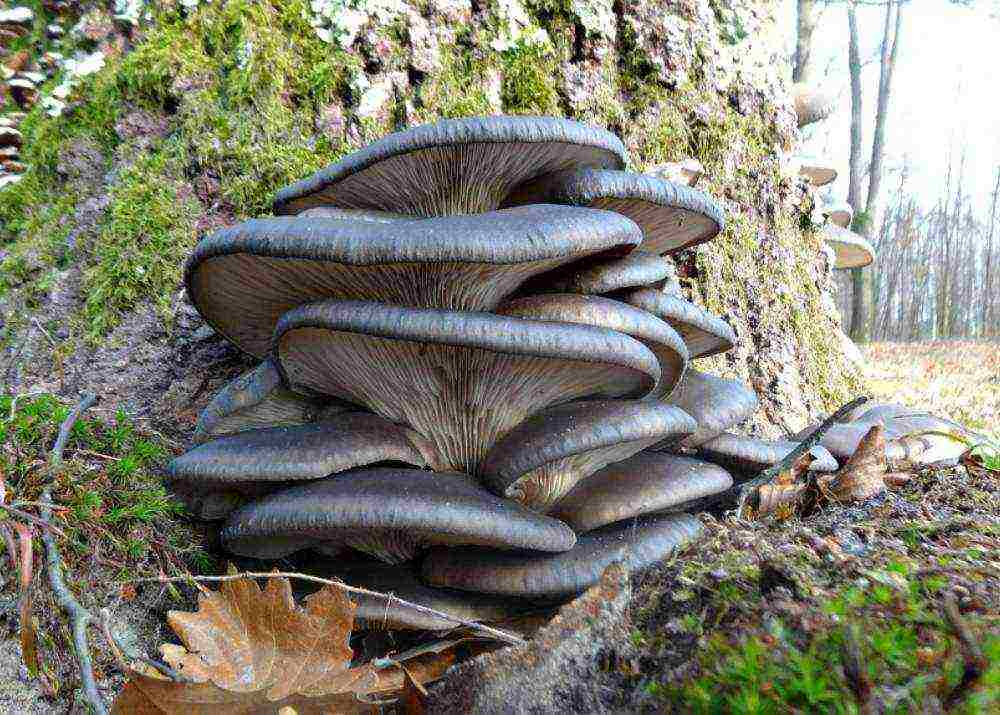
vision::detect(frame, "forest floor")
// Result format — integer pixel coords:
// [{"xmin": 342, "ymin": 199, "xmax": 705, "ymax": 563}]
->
[{"xmin": 0, "ymin": 342, "xmax": 998, "ymax": 713}]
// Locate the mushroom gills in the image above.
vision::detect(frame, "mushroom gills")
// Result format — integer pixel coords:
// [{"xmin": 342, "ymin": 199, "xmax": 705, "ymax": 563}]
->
[
  {"xmin": 274, "ymin": 300, "xmax": 661, "ymax": 474},
  {"xmin": 479, "ymin": 400, "xmax": 696, "ymax": 511}
]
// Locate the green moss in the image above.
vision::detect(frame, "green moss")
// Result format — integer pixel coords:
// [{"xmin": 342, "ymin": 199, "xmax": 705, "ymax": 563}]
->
[
  {"xmin": 500, "ymin": 40, "xmax": 562, "ymax": 116},
  {"xmin": 414, "ymin": 45, "xmax": 498, "ymax": 120},
  {"xmin": 83, "ymin": 144, "xmax": 200, "ymax": 338}
]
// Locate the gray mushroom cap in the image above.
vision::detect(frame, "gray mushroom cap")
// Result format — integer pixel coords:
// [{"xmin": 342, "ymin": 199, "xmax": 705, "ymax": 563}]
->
[
  {"xmin": 479, "ymin": 400, "xmax": 696, "ymax": 511},
  {"xmin": 696, "ymin": 433, "xmax": 839, "ymax": 476},
  {"xmin": 327, "ymin": 564, "xmax": 532, "ymax": 631},
  {"xmin": 501, "ymin": 168, "xmax": 725, "ymax": 255},
  {"xmin": 221, "ymin": 468, "xmax": 577, "ymax": 562},
  {"xmin": 169, "ymin": 413, "xmax": 427, "ymax": 486},
  {"xmin": 822, "ymin": 225, "xmax": 875, "ymax": 269},
  {"xmin": 187, "ymin": 205, "xmax": 642, "ymax": 358},
  {"xmin": 550, "ymin": 453, "xmax": 733, "ymax": 534},
  {"xmin": 523, "ymin": 250, "xmax": 677, "ymax": 296},
  {"xmin": 296, "ymin": 207, "xmax": 417, "ymax": 222},
  {"xmin": 193, "ymin": 358, "xmax": 337, "ymax": 445},
  {"xmin": 623, "ymin": 287, "xmax": 736, "ymax": 359},
  {"xmin": 792, "ymin": 83, "xmax": 835, "ymax": 128},
  {"xmin": 275, "ymin": 299, "xmax": 661, "ymax": 473},
  {"xmin": 497, "ymin": 293, "xmax": 688, "ymax": 399},
  {"xmin": 421, "ymin": 512, "xmax": 704, "ymax": 598},
  {"xmin": 657, "ymin": 369, "xmax": 760, "ymax": 449},
  {"xmin": 273, "ymin": 116, "xmax": 626, "ymax": 216}
]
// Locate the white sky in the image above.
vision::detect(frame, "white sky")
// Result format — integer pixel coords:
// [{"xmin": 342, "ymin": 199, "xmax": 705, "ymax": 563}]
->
[{"xmin": 778, "ymin": 0, "xmax": 1000, "ymax": 216}]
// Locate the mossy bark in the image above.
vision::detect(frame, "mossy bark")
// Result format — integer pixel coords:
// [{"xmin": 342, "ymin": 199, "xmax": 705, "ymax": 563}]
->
[{"xmin": 1, "ymin": 0, "xmax": 861, "ymax": 437}]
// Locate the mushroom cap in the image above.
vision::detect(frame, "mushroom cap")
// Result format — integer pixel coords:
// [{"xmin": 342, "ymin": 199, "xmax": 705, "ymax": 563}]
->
[
  {"xmin": 497, "ymin": 293, "xmax": 688, "ymax": 399},
  {"xmin": 169, "ymin": 413, "xmax": 427, "ymax": 486},
  {"xmin": 479, "ymin": 400, "xmax": 696, "ymax": 511},
  {"xmin": 329, "ymin": 563, "xmax": 531, "ymax": 631},
  {"xmin": 550, "ymin": 453, "xmax": 733, "ymax": 533},
  {"xmin": 421, "ymin": 512, "xmax": 704, "ymax": 598},
  {"xmin": 520, "ymin": 250, "xmax": 676, "ymax": 296},
  {"xmin": 273, "ymin": 116, "xmax": 626, "ymax": 216},
  {"xmin": 623, "ymin": 288, "xmax": 736, "ymax": 359},
  {"xmin": 501, "ymin": 168, "xmax": 725, "ymax": 254},
  {"xmin": 193, "ymin": 358, "xmax": 335, "ymax": 444},
  {"xmin": 186, "ymin": 205, "xmax": 641, "ymax": 357},
  {"xmin": 792, "ymin": 83, "xmax": 835, "ymax": 128},
  {"xmin": 795, "ymin": 155, "xmax": 838, "ymax": 187},
  {"xmin": 275, "ymin": 300, "xmax": 661, "ymax": 473},
  {"xmin": 221, "ymin": 468, "xmax": 577, "ymax": 562},
  {"xmin": 696, "ymin": 433, "xmax": 839, "ymax": 476},
  {"xmin": 657, "ymin": 369, "xmax": 759, "ymax": 449},
  {"xmin": 821, "ymin": 199, "xmax": 853, "ymax": 229},
  {"xmin": 823, "ymin": 225, "xmax": 875, "ymax": 269}
]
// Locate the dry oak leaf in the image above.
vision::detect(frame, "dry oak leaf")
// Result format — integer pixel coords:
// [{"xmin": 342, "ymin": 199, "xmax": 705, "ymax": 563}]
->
[
  {"xmin": 112, "ymin": 575, "xmax": 380, "ymax": 714},
  {"xmin": 820, "ymin": 424, "xmax": 887, "ymax": 503}
]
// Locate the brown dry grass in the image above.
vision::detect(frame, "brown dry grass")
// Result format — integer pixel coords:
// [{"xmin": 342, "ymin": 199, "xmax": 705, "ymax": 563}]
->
[{"xmin": 863, "ymin": 341, "xmax": 1000, "ymax": 441}]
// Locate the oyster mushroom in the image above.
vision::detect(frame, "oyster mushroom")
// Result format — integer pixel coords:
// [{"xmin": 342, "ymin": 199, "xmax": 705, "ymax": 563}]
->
[
  {"xmin": 696, "ymin": 432, "xmax": 839, "ymax": 477},
  {"xmin": 497, "ymin": 293, "xmax": 688, "ymax": 399},
  {"xmin": 193, "ymin": 358, "xmax": 337, "ymax": 445},
  {"xmin": 623, "ymin": 287, "xmax": 736, "ymax": 359},
  {"xmin": 823, "ymin": 225, "xmax": 875, "ymax": 269},
  {"xmin": 519, "ymin": 250, "xmax": 676, "ymax": 297},
  {"xmin": 479, "ymin": 400, "xmax": 696, "ymax": 512},
  {"xmin": 325, "ymin": 563, "xmax": 533, "ymax": 631},
  {"xmin": 186, "ymin": 205, "xmax": 641, "ymax": 357},
  {"xmin": 273, "ymin": 116, "xmax": 626, "ymax": 216},
  {"xmin": 655, "ymin": 369, "xmax": 760, "ymax": 449},
  {"xmin": 501, "ymin": 168, "xmax": 725, "ymax": 255},
  {"xmin": 794, "ymin": 155, "xmax": 838, "ymax": 187},
  {"xmin": 421, "ymin": 512, "xmax": 704, "ymax": 598},
  {"xmin": 220, "ymin": 468, "xmax": 577, "ymax": 562},
  {"xmin": 549, "ymin": 453, "xmax": 733, "ymax": 533},
  {"xmin": 821, "ymin": 199, "xmax": 853, "ymax": 229},
  {"xmin": 274, "ymin": 300, "xmax": 661, "ymax": 473},
  {"xmin": 792, "ymin": 83, "xmax": 835, "ymax": 128},
  {"xmin": 296, "ymin": 207, "xmax": 417, "ymax": 222}
]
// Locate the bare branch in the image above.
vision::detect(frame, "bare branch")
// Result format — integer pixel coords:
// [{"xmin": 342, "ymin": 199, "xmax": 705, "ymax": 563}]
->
[{"xmin": 941, "ymin": 594, "xmax": 988, "ymax": 709}]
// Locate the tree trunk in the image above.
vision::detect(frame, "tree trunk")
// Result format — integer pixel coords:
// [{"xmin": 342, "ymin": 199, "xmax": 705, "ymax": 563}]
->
[
  {"xmin": 846, "ymin": 1, "xmax": 865, "ymax": 340},
  {"xmin": 793, "ymin": 0, "xmax": 819, "ymax": 83}
]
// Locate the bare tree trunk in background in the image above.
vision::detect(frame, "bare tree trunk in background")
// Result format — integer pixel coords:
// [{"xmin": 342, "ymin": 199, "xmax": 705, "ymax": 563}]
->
[
  {"xmin": 983, "ymin": 168, "xmax": 999, "ymax": 336},
  {"xmin": 846, "ymin": 1, "xmax": 865, "ymax": 339},
  {"xmin": 793, "ymin": 0, "xmax": 820, "ymax": 82},
  {"xmin": 849, "ymin": 0, "xmax": 903, "ymax": 343}
]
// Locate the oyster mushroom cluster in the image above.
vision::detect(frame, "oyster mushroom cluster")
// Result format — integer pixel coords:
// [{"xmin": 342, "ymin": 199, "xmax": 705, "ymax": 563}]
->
[{"xmin": 166, "ymin": 116, "xmax": 870, "ymax": 627}]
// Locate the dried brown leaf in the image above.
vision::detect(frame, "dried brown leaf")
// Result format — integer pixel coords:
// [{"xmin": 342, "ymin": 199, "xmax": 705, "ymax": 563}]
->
[
  {"xmin": 822, "ymin": 425, "xmax": 887, "ymax": 502},
  {"xmin": 13, "ymin": 522, "xmax": 38, "ymax": 678},
  {"xmin": 750, "ymin": 451, "xmax": 815, "ymax": 518},
  {"xmin": 399, "ymin": 666, "xmax": 427, "ymax": 714},
  {"xmin": 112, "ymin": 574, "xmax": 380, "ymax": 714}
]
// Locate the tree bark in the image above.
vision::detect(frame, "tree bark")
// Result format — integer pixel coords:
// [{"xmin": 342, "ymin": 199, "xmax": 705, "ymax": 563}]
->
[{"xmin": 846, "ymin": 0, "xmax": 865, "ymax": 339}]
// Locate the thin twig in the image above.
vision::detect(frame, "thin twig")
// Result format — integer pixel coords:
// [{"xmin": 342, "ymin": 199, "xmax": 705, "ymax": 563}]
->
[
  {"xmin": 0, "ymin": 503, "xmax": 67, "ymax": 536},
  {"xmin": 941, "ymin": 594, "xmax": 988, "ymax": 709},
  {"xmin": 737, "ymin": 395, "xmax": 869, "ymax": 518},
  {"xmin": 99, "ymin": 609, "xmax": 192, "ymax": 683},
  {"xmin": 126, "ymin": 571, "xmax": 526, "ymax": 646},
  {"xmin": 40, "ymin": 393, "xmax": 107, "ymax": 715}
]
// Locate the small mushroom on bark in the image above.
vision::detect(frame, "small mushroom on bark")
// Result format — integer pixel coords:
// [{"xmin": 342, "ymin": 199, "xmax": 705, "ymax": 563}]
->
[
  {"xmin": 220, "ymin": 468, "xmax": 577, "ymax": 562},
  {"xmin": 421, "ymin": 512, "xmax": 704, "ymax": 598},
  {"xmin": 275, "ymin": 300, "xmax": 661, "ymax": 473},
  {"xmin": 821, "ymin": 199, "xmax": 853, "ymax": 229},
  {"xmin": 794, "ymin": 155, "xmax": 838, "ymax": 187},
  {"xmin": 696, "ymin": 432, "xmax": 838, "ymax": 478},
  {"xmin": 186, "ymin": 205, "xmax": 641, "ymax": 357},
  {"xmin": 501, "ymin": 168, "xmax": 725, "ymax": 255},
  {"xmin": 792, "ymin": 83, "xmax": 835, "ymax": 128},
  {"xmin": 479, "ymin": 400, "xmax": 696, "ymax": 512},
  {"xmin": 193, "ymin": 358, "xmax": 336, "ymax": 444},
  {"xmin": 823, "ymin": 225, "xmax": 875, "ymax": 269},
  {"xmin": 549, "ymin": 453, "xmax": 732, "ymax": 533},
  {"xmin": 273, "ymin": 116, "xmax": 626, "ymax": 216},
  {"xmin": 655, "ymin": 369, "xmax": 760, "ymax": 449},
  {"xmin": 623, "ymin": 287, "xmax": 736, "ymax": 359},
  {"xmin": 497, "ymin": 293, "xmax": 688, "ymax": 399}
]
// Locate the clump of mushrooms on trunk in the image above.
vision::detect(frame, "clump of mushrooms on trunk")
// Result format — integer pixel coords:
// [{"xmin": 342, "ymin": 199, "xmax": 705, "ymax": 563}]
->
[{"xmin": 168, "ymin": 116, "xmax": 966, "ymax": 632}]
